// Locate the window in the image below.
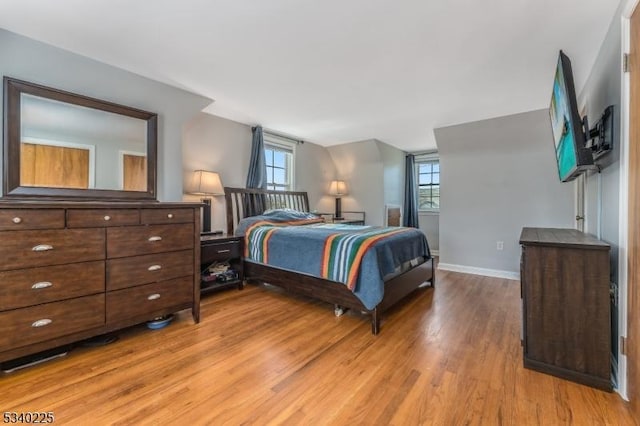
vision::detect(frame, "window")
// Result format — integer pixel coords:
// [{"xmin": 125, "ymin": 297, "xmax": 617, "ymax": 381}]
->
[
  {"xmin": 264, "ymin": 135, "xmax": 295, "ymax": 191},
  {"xmin": 416, "ymin": 155, "xmax": 439, "ymax": 211}
]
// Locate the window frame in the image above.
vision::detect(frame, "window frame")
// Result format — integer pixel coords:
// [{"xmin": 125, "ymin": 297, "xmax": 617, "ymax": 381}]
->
[
  {"xmin": 415, "ymin": 153, "xmax": 440, "ymax": 213},
  {"xmin": 264, "ymin": 134, "xmax": 296, "ymax": 191}
]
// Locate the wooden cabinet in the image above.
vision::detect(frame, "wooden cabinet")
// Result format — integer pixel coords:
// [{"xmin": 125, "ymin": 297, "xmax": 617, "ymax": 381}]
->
[
  {"xmin": 519, "ymin": 227, "xmax": 611, "ymax": 391},
  {"xmin": 0, "ymin": 202, "xmax": 201, "ymax": 364}
]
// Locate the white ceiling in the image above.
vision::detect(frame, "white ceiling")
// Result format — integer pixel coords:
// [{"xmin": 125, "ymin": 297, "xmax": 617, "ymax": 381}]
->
[{"xmin": 0, "ymin": 0, "xmax": 620, "ymax": 151}]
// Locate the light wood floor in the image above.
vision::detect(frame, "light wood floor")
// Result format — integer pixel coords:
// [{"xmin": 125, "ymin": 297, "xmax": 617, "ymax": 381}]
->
[{"xmin": 0, "ymin": 269, "xmax": 637, "ymax": 425}]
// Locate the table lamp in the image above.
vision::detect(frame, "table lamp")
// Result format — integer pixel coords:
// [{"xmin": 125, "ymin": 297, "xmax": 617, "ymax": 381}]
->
[
  {"xmin": 329, "ymin": 180, "xmax": 348, "ymax": 220},
  {"xmin": 187, "ymin": 170, "xmax": 224, "ymax": 233}
]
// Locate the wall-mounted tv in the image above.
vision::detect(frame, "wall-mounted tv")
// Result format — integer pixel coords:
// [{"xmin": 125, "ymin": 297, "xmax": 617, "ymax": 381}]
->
[{"xmin": 549, "ymin": 50, "xmax": 595, "ymax": 182}]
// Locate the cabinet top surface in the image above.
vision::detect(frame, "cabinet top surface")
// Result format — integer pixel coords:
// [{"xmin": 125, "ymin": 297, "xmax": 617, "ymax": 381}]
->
[
  {"xmin": 0, "ymin": 201, "xmax": 203, "ymax": 209},
  {"xmin": 200, "ymin": 234, "xmax": 241, "ymax": 243},
  {"xmin": 520, "ymin": 227, "xmax": 610, "ymax": 249}
]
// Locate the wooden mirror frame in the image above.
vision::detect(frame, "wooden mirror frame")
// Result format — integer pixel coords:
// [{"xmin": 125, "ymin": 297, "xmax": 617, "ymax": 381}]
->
[{"xmin": 2, "ymin": 77, "xmax": 158, "ymax": 200}]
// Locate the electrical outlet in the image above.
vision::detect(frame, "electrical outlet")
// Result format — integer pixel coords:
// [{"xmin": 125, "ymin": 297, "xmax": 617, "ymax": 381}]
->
[{"xmin": 496, "ymin": 241, "xmax": 504, "ymax": 251}]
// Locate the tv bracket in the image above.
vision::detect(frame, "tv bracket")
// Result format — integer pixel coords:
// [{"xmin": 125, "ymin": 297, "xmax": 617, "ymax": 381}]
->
[{"xmin": 582, "ymin": 105, "xmax": 614, "ymax": 165}]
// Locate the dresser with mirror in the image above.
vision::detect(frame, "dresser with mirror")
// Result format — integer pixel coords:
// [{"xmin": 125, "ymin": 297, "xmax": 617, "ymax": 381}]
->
[{"xmin": 0, "ymin": 77, "xmax": 201, "ymax": 365}]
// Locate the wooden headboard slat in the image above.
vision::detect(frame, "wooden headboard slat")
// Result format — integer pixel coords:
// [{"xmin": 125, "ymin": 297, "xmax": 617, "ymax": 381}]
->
[{"xmin": 224, "ymin": 187, "xmax": 310, "ymax": 235}]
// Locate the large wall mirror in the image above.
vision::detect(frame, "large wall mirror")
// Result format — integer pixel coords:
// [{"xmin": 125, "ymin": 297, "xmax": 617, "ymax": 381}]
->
[{"xmin": 3, "ymin": 77, "xmax": 157, "ymax": 200}]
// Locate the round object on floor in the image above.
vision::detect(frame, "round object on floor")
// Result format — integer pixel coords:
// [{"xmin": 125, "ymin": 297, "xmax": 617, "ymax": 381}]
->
[{"xmin": 146, "ymin": 314, "xmax": 174, "ymax": 330}]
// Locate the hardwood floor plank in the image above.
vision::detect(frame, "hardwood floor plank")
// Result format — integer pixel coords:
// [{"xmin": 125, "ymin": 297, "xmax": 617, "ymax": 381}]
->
[{"xmin": 0, "ymin": 270, "xmax": 636, "ymax": 425}]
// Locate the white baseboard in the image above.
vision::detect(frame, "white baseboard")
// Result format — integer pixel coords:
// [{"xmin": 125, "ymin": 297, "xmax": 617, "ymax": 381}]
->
[{"xmin": 437, "ymin": 262, "xmax": 520, "ymax": 281}]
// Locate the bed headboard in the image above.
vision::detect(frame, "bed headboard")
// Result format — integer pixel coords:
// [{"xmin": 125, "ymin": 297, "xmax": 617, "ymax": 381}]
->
[{"xmin": 224, "ymin": 187, "xmax": 310, "ymax": 235}]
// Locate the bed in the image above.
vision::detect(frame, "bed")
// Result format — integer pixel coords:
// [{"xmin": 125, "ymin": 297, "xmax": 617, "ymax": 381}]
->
[{"xmin": 224, "ymin": 187, "xmax": 435, "ymax": 334}]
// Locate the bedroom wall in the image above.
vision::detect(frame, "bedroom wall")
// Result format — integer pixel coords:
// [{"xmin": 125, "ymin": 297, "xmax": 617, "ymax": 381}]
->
[
  {"xmin": 419, "ymin": 213, "xmax": 439, "ymax": 253},
  {"xmin": 182, "ymin": 112, "xmax": 336, "ymax": 233},
  {"xmin": 0, "ymin": 29, "xmax": 212, "ymax": 201},
  {"xmin": 327, "ymin": 139, "xmax": 387, "ymax": 226},
  {"xmin": 576, "ymin": 0, "xmax": 623, "ymax": 381},
  {"xmin": 376, "ymin": 140, "xmax": 405, "ymax": 208},
  {"xmin": 435, "ymin": 109, "xmax": 574, "ymax": 277},
  {"xmin": 327, "ymin": 140, "xmax": 384, "ymax": 225},
  {"xmin": 578, "ymin": 5, "xmax": 621, "ymax": 286},
  {"xmin": 327, "ymin": 138, "xmax": 440, "ymax": 250}
]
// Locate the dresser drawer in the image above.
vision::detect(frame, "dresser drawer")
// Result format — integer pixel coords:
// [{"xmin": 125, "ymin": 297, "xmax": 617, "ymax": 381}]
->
[
  {"xmin": 141, "ymin": 208, "xmax": 194, "ymax": 225},
  {"xmin": 67, "ymin": 209, "xmax": 140, "ymax": 228},
  {"xmin": 0, "ymin": 261, "xmax": 105, "ymax": 311},
  {"xmin": 0, "ymin": 229, "xmax": 106, "ymax": 271},
  {"xmin": 0, "ymin": 294, "xmax": 105, "ymax": 349},
  {"xmin": 106, "ymin": 277, "xmax": 192, "ymax": 323},
  {"xmin": 0, "ymin": 209, "xmax": 64, "ymax": 231},
  {"xmin": 201, "ymin": 239, "xmax": 242, "ymax": 264},
  {"xmin": 107, "ymin": 250, "xmax": 194, "ymax": 291},
  {"xmin": 107, "ymin": 223, "xmax": 194, "ymax": 258}
]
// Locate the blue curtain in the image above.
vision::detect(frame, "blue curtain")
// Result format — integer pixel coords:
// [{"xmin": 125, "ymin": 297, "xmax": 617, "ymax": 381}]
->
[
  {"xmin": 403, "ymin": 154, "xmax": 419, "ymax": 228},
  {"xmin": 246, "ymin": 126, "xmax": 267, "ymax": 189}
]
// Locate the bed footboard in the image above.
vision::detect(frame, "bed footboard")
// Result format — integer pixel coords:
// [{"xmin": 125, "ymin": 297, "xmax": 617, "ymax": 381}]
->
[{"xmin": 244, "ymin": 256, "xmax": 435, "ymax": 335}]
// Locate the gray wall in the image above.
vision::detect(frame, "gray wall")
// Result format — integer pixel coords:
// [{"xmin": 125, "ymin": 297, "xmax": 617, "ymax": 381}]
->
[
  {"xmin": 327, "ymin": 139, "xmax": 410, "ymax": 227},
  {"xmin": 328, "ymin": 140, "xmax": 385, "ymax": 225},
  {"xmin": 419, "ymin": 213, "xmax": 439, "ymax": 253},
  {"xmin": 576, "ymin": 0, "xmax": 622, "ymax": 371},
  {"xmin": 578, "ymin": 6, "xmax": 621, "ymax": 285},
  {"xmin": 377, "ymin": 140, "xmax": 405, "ymax": 208},
  {"xmin": 435, "ymin": 109, "xmax": 574, "ymax": 274},
  {"xmin": 0, "ymin": 29, "xmax": 211, "ymax": 201},
  {"xmin": 182, "ymin": 113, "xmax": 336, "ymax": 232}
]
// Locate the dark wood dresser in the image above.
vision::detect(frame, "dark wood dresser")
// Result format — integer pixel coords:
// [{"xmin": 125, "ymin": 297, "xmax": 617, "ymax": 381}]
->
[
  {"xmin": 0, "ymin": 202, "xmax": 201, "ymax": 364},
  {"xmin": 519, "ymin": 227, "xmax": 611, "ymax": 391}
]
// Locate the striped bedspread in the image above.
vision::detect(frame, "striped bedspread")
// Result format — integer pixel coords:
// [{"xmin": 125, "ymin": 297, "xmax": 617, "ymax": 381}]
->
[{"xmin": 236, "ymin": 210, "xmax": 431, "ymax": 309}]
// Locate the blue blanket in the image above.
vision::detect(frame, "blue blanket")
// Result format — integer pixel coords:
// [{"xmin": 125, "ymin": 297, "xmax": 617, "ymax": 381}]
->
[{"xmin": 236, "ymin": 210, "xmax": 430, "ymax": 310}]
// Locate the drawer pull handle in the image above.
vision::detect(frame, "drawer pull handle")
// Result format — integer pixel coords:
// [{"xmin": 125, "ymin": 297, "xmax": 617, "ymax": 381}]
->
[
  {"xmin": 32, "ymin": 244, "xmax": 53, "ymax": 252},
  {"xmin": 12, "ymin": 217, "xmax": 22, "ymax": 224},
  {"xmin": 148, "ymin": 264, "xmax": 162, "ymax": 271},
  {"xmin": 104, "ymin": 215, "xmax": 111, "ymax": 221},
  {"xmin": 148, "ymin": 236, "xmax": 162, "ymax": 242},
  {"xmin": 32, "ymin": 319, "xmax": 52, "ymax": 328},
  {"xmin": 167, "ymin": 213, "xmax": 174, "ymax": 219},
  {"xmin": 32, "ymin": 281, "xmax": 53, "ymax": 290},
  {"xmin": 147, "ymin": 293, "xmax": 161, "ymax": 301},
  {"xmin": 217, "ymin": 249, "xmax": 231, "ymax": 254}
]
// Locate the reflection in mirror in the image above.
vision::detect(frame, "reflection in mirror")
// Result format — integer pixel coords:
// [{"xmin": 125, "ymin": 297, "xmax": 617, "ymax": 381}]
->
[
  {"xmin": 3, "ymin": 77, "xmax": 157, "ymax": 200},
  {"xmin": 20, "ymin": 94, "xmax": 148, "ymax": 191}
]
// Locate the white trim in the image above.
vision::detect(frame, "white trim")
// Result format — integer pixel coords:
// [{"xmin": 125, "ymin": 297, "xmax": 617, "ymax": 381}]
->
[
  {"xmin": 437, "ymin": 262, "xmax": 519, "ymax": 281},
  {"xmin": 22, "ymin": 137, "xmax": 96, "ymax": 188},
  {"xmin": 430, "ymin": 249, "xmax": 439, "ymax": 256},
  {"xmin": 616, "ymin": 11, "xmax": 631, "ymax": 401},
  {"xmin": 119, "ymin": 150, "xmax": 146, "ymax": 190},
  {"xmin": 624, "ymin": 0, "xmax": 640, "ymax": 17}
]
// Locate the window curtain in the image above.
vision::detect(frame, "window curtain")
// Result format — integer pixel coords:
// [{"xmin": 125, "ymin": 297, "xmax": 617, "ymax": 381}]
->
[
  {"xmin": 246, "ymin": 126, "xmax": 267, "ymax": 189},
  {"xmin": 244, "ymin": 126, "xmax": 268, "ymax": 216},
  {"xmin": 403, "ymin": 154, "xmax": 419, "ymax": 228}
]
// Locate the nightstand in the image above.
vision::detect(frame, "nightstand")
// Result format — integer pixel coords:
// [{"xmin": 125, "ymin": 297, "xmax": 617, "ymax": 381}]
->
[
  {"xmin": 200, "ymin": 234, "xmax": 244, "ymax": 294},
  {"xmin": 316, "ymin": 211, "xmax": 365, "ymax": 225},
  {"xmin": 332, "ymin": 218, "xmax": 365, "ymax": 225}
]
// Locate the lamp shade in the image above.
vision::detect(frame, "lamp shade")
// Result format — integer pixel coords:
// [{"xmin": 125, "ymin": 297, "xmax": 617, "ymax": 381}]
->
[
  {"xmin": 328, "ymin": 180, "xmax": 348, "ymax": 196},
  {"xmin": 187, "ymin": 170, "xmax": 224, "ymax": 195}
]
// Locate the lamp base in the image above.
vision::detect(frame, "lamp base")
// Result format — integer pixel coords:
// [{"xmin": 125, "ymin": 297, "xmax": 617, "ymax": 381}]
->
[
  {"xmin": 201, "ymin": 198, "xmax": 211, "ymax": 233},
  {"xmin": 335, "ymin": 197, "xmax": 342, "ymax": 221}
]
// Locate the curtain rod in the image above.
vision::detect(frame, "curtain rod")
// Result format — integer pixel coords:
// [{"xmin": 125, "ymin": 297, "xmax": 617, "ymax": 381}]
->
[
  {"xmin": 407, "ymin": 150, "xmax": 438, "ymax": 157},
  {"xmin": 252, "ymin": 126, "xmax": 304, "ymax": 144}
]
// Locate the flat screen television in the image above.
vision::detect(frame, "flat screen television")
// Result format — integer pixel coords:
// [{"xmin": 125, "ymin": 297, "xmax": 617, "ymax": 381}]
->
[{"xmin": 549, "ymin": 50, "xmax": 594, "ymax": 182}]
